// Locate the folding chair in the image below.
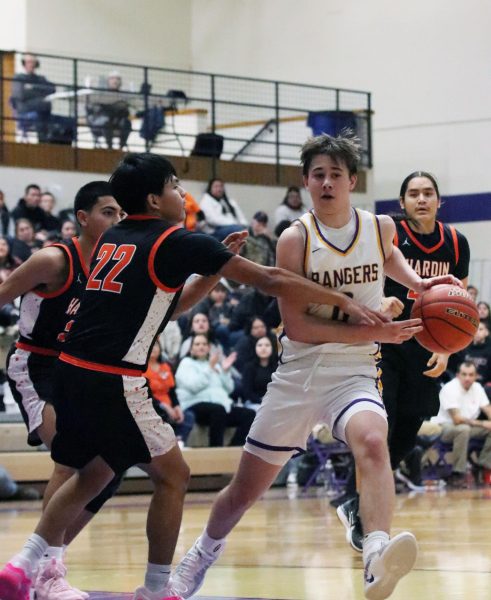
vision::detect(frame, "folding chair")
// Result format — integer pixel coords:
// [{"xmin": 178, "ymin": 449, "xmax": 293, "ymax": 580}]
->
[{"xmin": 302, "ymin": 436, "xmax": 352, "ymax": 494}]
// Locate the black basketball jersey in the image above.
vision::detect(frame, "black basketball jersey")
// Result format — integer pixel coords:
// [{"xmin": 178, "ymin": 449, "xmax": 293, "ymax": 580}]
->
[
  {"xmin": 384, "ymin": 219, "xmax": 470, "ymax": 321},
  {"xmin": 60, "ymin": 216, "xmax": 233, "ymax": 375},
  {"xmin": 16, "ymin": 237, "xmax": 89, "ymax": 355}
]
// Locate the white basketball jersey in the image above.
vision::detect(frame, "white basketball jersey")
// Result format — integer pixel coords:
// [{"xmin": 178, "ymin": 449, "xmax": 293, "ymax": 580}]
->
[{"xmin": 279, "ymin": 208, "xmax": 385, "ymax": 362}]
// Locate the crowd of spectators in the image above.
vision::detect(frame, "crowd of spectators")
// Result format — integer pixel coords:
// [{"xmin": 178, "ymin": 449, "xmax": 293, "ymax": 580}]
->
[{"xmin": 0, "ymin": 176, "xmax": 490, "ymax": 467}]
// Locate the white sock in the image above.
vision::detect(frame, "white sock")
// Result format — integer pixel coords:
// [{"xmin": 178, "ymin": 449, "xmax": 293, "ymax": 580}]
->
[
  {"xmin": 41, "ymin": 546, "xmax": 64, "ymax": 562},
  {"xmin": 363, "ymin": 530, "xmax": 390, "ymax": 565},
  {"xmin": 198, "ymin": 529, "xmax": 226, "ymax": 555},
  {"xmin": 144, "ymin": 562, "xmax": 171, "ymax": 592},
  {"xmin": 12, "ymin": 534, "xmax": 49, "ymax": 575}
]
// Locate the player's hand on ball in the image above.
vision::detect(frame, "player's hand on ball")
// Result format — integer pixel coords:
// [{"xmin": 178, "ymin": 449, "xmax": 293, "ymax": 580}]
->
[
  {"xmin": 417, "ymin": 275, "xmax": 463, "ymax": 292},
  {"xmin": 423, "ymin": 352, "xmax": 449, "ymax": 378}
]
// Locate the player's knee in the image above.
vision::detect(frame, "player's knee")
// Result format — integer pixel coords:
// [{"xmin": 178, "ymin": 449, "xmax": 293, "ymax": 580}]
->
[
  {"xmin": 152, "ymin": 459, "xmax": 190, "ymax": 494},
  {"xmin": 357, "ymin": 430, "xmax": 388, "ymax": 465}
]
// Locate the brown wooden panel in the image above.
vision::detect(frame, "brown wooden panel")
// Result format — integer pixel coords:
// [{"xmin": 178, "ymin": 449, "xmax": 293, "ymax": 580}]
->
[
  {"xmin": 0, "ymin": 141, "xmax": 367, "ymax": 193},
  {"xmin": 1, "ymin": 51, "xmax": 15, "ymax": 140}
]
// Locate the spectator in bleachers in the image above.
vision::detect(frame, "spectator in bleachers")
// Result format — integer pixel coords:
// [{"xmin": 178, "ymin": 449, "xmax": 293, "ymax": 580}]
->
[
  {"xmin": 452, "ymin": 321, "xmax": 491, "ymax": 387},
  {"xmin": 274, "ymin": 219, "xmax": 293, "ymax": 240},
  {"xmin": 175, "ymin": 333, "xmax": 255, "ymax": 447},
  {"xmin": 39, "ymin": 191, "xmax": 61, "ymax": 233},
  {"xmin": 200, "ymin": 178, "xmax": 247, "ymax": 240},
  {"xmin": 86, "ymin": 71, "xmax": 132, "ymax": 149},
  {"xmin": 477, "ymin": 301, "xmax": 491, "ymax": 330},
  {"xmin": 60, "ymin": 219, "xmax": 77, "ymax": 241},
  {"xmin": 144, "ymin": 340, "xmax": 194, "ymax": 445},
  {"xmin": 179, "ymin": 312, "xmax": 225, "ymax": 360},
  {"xmin": 240, "ymin": 211, "xmax": 276, "ymax": 267},
  {"xmin": 57, "ymin": 206, "xmax": 76, "ymax": 225},
  {"xmin": 11, "ymin": 184, "xmax": 47, "ymax": 231},
  {"xmin": 274, "ymin": 185, "xmax": 306, "ymax": 226},
  {"xmin": 467, "ymin": 285, "xmax": 478, "ymax": 303},
  {"xmin": 158, "ymin": 320, "xmax": 183, "ymax": 367},
  {"xmin": 228, "ymin": 286, "xmax": 275, "ymax": 333},
  {"xmin": 10, "ymin": 53, "xmax": 55, "ymax": 143},
  {"xmin": 194, "ymin": 279, "xmax": 236, "ymax": 353},
  {"xmin": 233, "ymin": 316, "xmax": 277, "ymax": 373},
  {"xmin": 435, "ymin": 360, "xmax": 491, "ymax": 488},
  {"xmin": 183, "ymin": 191, "xmax": 205, "ymax": 231},
  {"xmin": 241, "ymin": 336, "xmax": 276, "ymax": 411},
  {"xmin": 0, "ymin": 236, "xmax": 21, "ymax": 283},
  {"xmin": 0, "ymin": 190, "xmax": 12, "ymax": 237},
  {"xmin": 11, "ymin": 218, "xmax": 43, "ymax": 262},
  {"xmin": 0, "ymin": 466, "xmax": 40, "ymax": 501}
]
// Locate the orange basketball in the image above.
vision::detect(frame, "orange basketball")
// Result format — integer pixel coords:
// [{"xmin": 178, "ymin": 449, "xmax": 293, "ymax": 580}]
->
[{"xmin": 410, "ymin": 284, "xmax": 479, "ymax": 354}]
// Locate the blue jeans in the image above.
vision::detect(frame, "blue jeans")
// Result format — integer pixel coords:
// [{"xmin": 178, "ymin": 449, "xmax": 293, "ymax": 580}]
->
[{"xmin": 212, "ymin": 224, "xmax": 247, "ymax": 241}]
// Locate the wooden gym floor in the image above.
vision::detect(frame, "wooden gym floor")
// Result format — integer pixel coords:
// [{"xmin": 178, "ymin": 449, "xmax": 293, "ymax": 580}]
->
[{"xmin": 1, "ymin": 486, "xmax": 491, "ymax": 600}]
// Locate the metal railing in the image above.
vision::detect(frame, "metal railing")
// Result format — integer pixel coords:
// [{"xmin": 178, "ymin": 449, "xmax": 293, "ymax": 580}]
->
[{"xmin": 0, "ymin": 51, "xmax": 373, "ymax": 178}]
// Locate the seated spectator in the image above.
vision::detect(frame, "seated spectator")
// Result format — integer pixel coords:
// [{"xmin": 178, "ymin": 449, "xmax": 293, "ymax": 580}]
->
[
  {"xmin": 144, "ymin": 341, "xmax": 194, "ymax": 445},
  {"xmin": 57, "ymin": 206, "xmax": 76, "ymax": 225},
  {"xmin": 158, "ymin": 320, "xmax": 182, "ymax": 367},
  {"xmin": 11, "ymin": 184, "xmax": 47, "ymax": 231},
  {"xmin": 467, "ymin": 285, "xmax": 478, "ymax": 303},
  {"xmin": 39, "ymin": 191, "xmax": 61, "ymax": 233},
  {"xmin": 434, "ymin": 360, "xmax": 491, "ymax": 488},
  {"xmin": 240, "ymin": 211, "xmax": 276, "ymax": 267},
  {"xmin": 175, "ymin": 334, "xmax": 255, "ymax": 447},
  {"xmin": 183, "ymin": 191, "xmax": 205, "ymax": 231},
  {"xmin": 477, "ymin": 301, "xmax": 491, "ymax": 330},
  {"xmin": 451, "ymin": 321, "xmax": 491, "ymax": 387},
  {"xmin": 0, "ymin": 236, "xmax": 21, "ymax": 283},
  {"xmin": 274, "ymin": 185, "xmax": 306, "ymax": 226},
  {"xmin": 194, "ymin": 279, "xmax": 237, "ymax": 353},
  {"xmin": 241, "ymin": 336, "xmax": 276, "ymax": 411},
  {"xmin": 228, "ymin": 286, "xmax": 275, "ymax": 333},
  {"xmin": 9, "ymin": 53, "xmax": 55, "ymax": 142},
  {"xmin": 179, "ymin": 312, "xmax": 225, "ymax": 359},
  {"xmin": 11, "ymin": 218, "xmax": 43, "ymax": 262},
  {"xmin": 0, "ymin": 190, "xmax": 12, "ymax": 237},
  {"xmin": 86, "ymin": 71, "xmax": 132, "ymax": 149},
  {"xmin": 60, "ymin": 219, "xmax": 78, "ymax": 241},
  {"xmin": 199, "ymin": 178, "xmax": 247, "ymax": 240},
  {"xmin": 234, "ymin": 316, "xmax": 277, "ymax": 372},
  {"xmin": 0, "ymin": 465, "xmax": 40, "ymax": 501}
]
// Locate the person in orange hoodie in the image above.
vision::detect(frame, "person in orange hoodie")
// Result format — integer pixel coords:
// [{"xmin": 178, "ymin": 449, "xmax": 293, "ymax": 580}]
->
[
  {"xmin": 144, "ymin": 340, "xmax": 194, "ymax": 445},
  {"xmin": 183, "ymin": 191, "xmax": 205, "ymax": 231}
]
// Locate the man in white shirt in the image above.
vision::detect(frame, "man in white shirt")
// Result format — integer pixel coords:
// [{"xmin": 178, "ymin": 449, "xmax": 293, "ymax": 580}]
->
[{"xmin": 436, "ymin": 360, "xmax": 491, "ymax": 487}]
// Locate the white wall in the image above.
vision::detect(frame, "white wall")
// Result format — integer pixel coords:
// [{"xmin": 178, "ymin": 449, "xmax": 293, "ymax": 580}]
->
[
  {"xmin": 2, "ymin": 0, "xmax": 192, "ymax": 69},
  {"xmin": 0, "ymin": 0, "xmax": 27, "ymax": 50},
  {"xmin": 190, "ymin": 0, "xmax": 491, "ymax": 198}
]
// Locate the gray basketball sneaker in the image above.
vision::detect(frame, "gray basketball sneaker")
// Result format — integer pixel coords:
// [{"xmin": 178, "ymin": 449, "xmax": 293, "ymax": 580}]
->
[
  {"xmin": 363, "ymin": 532, "xmax": 418, "ymax": 600},
  {"xmin": 172, "ymin": 536, "xmax": 225, "ymax": 599}
]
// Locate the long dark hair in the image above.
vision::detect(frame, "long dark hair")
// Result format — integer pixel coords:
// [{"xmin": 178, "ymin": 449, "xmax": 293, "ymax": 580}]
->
[
  {"xmin": 206, "ymin": 178, "xmax": 238, "ymax": 218},
  {"xmin": 399, "ymin": 171, "xmax": 441, "ymax": 199},
  {"xmin": 396, "ymin": 171, "xmax": 441, "ymax": 225}
]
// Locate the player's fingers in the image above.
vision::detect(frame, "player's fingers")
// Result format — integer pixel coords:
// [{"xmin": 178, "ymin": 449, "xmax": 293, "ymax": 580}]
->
[{"xmin": 400, "ymin": 318, "xmax": 422, "ymax": 328}]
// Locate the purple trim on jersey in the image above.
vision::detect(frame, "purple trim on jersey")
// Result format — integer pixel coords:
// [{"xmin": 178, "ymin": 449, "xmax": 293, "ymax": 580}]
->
[
  {"xmin": 296, "ymin": 217, "xmax": 309, "ymax": 277},
  {"xmin": 332, "ymin": 397, "xmax": 385, "ymax": 435},
  {"xmin": 311, "ymin": 208, "xmax": 360, "ymax": 254},
  {"xmin": 374, "ymin": 215, "xmax": 386, "ymax": 261},
  {"xmin": 246, "ymin": 436, "xmax": 305, "ymax": 454}
]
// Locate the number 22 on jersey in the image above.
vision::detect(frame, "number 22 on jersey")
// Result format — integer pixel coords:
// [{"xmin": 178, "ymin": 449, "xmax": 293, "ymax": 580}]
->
[{"xmin": 86, "ymin": 243, "xmax": 136, "ymax": 293}]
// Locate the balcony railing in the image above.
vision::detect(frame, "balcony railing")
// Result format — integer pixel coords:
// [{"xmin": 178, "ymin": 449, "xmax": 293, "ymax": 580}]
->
[{"xmin": 0, "ymin": 51, "xmax": 372, "ymax": 180}]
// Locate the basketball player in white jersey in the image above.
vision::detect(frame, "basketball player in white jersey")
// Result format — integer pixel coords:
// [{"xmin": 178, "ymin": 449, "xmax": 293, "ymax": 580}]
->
[{"xmin": 172, "ymin": 133, "xmax": 461, "ymax": 600}]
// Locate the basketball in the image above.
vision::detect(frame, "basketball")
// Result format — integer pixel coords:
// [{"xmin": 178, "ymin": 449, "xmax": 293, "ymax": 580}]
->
[{"xmin": 410, "ymin": 284, "xmax": 479, "ymax": 354}]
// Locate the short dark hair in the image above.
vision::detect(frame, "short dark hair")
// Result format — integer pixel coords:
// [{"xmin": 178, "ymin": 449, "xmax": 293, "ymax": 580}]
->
[
  {"xmin": 253, "ymin": 211, "xmax": 268, "ymax": 224},
  {"xmin": 25, "ymin": 184, "xmax": 41, "ymax": 194},
  {"xmin": 109, "ymin": 153, "xmax": 176, "ymax": 214},
  {"xmin": 74, "ymin": 181, "xmax": 113, "ymax": 223},
  {"xmin": 399, "ymin": 171, "xmax": 441, "ymax": 199},
  {"xmin": 300, "ymin": 130, "xmax": 361, "ymax": 177},
  {"xmin": 458, "ymin": 360, "xmax": 477, "ymax": 373}
]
